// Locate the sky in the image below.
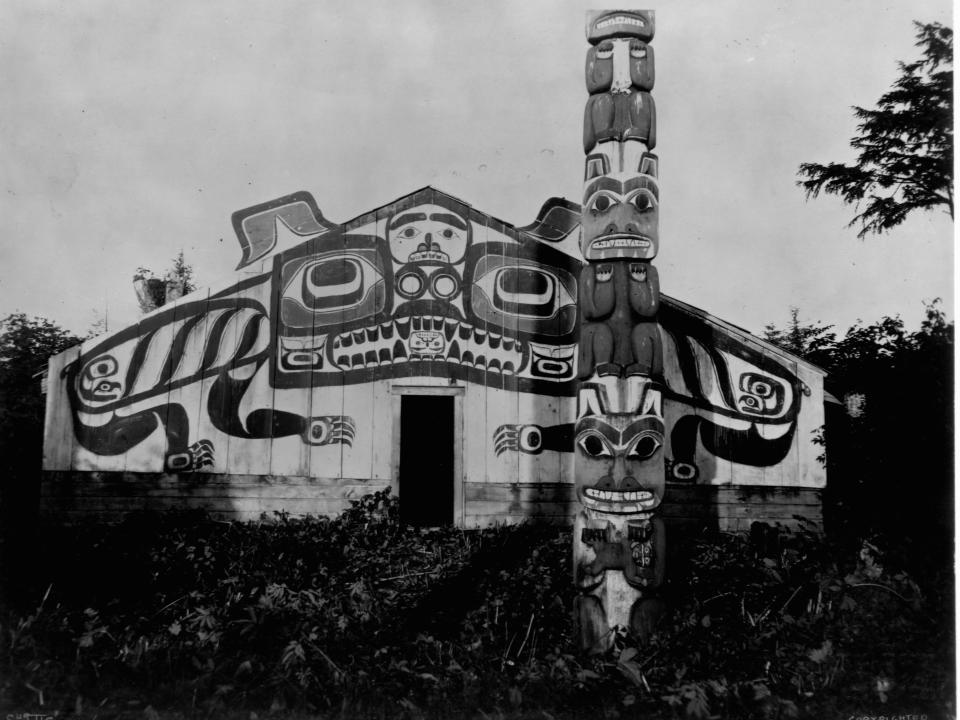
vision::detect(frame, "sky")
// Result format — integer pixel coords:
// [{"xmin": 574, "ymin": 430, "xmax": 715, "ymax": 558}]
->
[{"xmin": 0, "ymin": 0, "xmax": 953, "ymax": 340}]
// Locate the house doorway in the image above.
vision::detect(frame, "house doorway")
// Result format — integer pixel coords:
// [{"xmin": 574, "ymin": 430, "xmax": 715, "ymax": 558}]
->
[{"xmin": 398, "ymin": 394, "xmax": 456, "ymax": 526}]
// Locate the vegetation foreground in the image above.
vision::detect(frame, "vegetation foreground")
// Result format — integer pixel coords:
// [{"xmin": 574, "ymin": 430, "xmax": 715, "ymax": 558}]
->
[{"xmin": 0, "ymin": 490, "xmax": 953, "ymax": 719}]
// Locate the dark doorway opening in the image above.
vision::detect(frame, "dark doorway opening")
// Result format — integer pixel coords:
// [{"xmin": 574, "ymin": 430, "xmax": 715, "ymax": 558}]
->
[{"xmin": 399, "ymin": 395, "xmax": 454, "ymax": 526}]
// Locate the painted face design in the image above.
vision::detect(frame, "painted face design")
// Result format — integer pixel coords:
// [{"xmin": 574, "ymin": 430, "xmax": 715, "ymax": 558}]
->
[
  {"xmin": 269, "ymin": 199, "xmax": 581, "ymax": 393},
  {"xmin": 574, "ymin": 376, "xmax": 665, "ymax": 514},
  {"xmin": 387, "ymin": 204, "xmax": 470, "ymax": 265},
  {"xmin": 79, "ymin": 355, "xmax": 123, "ymax": 404},
  {"xmin": 738, "ymin": 372, "xmax": 787, "ymax": 416}
]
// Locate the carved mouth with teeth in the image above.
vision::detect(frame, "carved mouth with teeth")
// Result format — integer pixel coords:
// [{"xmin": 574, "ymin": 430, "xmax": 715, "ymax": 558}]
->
[
  {"xmin": 578, "ymin": 486, "xmax": 658, "ymax": 515},
  {"xmin": 589, "ymin": 235, "xmax": 652, "ymax": 251},
  {"xmin": 327, "ymin": 315, "xmax": 530, "ymax": 373}
]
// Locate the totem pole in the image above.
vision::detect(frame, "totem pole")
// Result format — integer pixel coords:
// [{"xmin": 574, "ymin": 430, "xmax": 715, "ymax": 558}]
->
[{"xmin": 573, "ymin": 9, "xmax": 666, "ymax": 653}]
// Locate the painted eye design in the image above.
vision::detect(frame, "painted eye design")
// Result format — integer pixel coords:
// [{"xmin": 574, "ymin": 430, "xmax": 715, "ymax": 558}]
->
[
  {"xmin": 85, "ymin": 356, "xmax": 118, "ymax": 379},
  {"xmin": 472, "ymin": 258, "xmax": 576, "ymax": 336},
  {"xmin": 400, "ymin": 227, "xmax": 421, "ymax": 239},
  {"xmin": 302, "ymin": 258, "xmax": 368, "ymax": 308},
  {"xmin": 280, "ymin": 250, "xmax": 386, "ymax": 331},
  {"xmin": 430, "ymin": 271, "xmax": 460, "ymax": 299},
  {"xmin": 737, "ymin": 372, "xmax": 786, "ymax": 416},
  {"xmin": 577, "ymin": 432, "xmax": 613, "ymax": 458},
  {"xmin": 496, "ymin": 269, "xmax": 556, "ymax": 317},
  {"xmin": 596, "ymin": 40, "xmax": 615, "ymax": 59},
  {"xmin": 627, "ymin": 432, "xmax": 662, "ymax": 460}
]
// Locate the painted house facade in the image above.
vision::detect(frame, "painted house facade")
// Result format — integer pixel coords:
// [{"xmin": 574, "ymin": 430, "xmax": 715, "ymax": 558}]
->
[{"xmin": 41, "ymin": 187, "xmax": 827, "ymax": 530}]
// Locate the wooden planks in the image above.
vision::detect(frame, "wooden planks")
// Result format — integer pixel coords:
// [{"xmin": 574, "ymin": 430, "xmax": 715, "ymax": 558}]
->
[
  {"xmin": 462, "ymin": 481, "xmax": 823, "ymax": 531},
  {"xmin": 40, "ymin": 471, "xmax": 822, "ymax": 532},
  {"xmin": 42, "ymin": 345, "xmax": 81, "ymax": 471},
  {"xmin": 795, "ymin": 363, "xmax": 827, "ymax": 488},
  {"xmin": 40, "ymin": 471, "xmax": 389, "ymax": 522}
]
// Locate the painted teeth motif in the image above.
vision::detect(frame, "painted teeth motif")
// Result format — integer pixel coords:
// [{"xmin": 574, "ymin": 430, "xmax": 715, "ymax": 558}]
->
[
  {"xmin": 444, "ymin": 320, "xmax": 458, "ymax": 342},
  {"xmin": 584, "ymin": 488, "xmax": 654, "ymax": 502},
  {"xmin": 329, "ymin": 316, "xmax": 528, "ymax": 372}
]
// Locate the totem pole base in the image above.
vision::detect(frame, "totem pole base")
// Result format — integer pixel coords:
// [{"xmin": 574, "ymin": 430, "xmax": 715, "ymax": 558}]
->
[{"xmin": 573, "ymin": 509, "xmax": 666, "ymax": 653}]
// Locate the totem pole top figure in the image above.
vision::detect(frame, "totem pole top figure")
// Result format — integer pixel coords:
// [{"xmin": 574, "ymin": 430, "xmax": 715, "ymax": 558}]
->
[{"xmin": 586, "ymin": 9, "xmax": 655, "ymax": 44}]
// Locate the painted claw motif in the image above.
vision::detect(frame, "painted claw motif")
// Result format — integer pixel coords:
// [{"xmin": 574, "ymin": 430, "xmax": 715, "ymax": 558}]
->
[
  {"xmin": 493, "ymin": 425, "xmax": 540, "ymax": 457},
  {"xmin": 165, "ymin": 439, "xmax": 215, "ymax": 472},
  {"xmin": 494, "ymin": 423, "xmax": 574, "ymax": 457},
  {"xmin": 302, "ymin": 416, "xmax": 357, "ymax": 447}
]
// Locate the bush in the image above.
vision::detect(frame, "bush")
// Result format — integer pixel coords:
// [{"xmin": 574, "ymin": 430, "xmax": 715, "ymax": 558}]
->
[{"xmin": 0, "ymin": 490, "xmax": 953, "ymax": 719}]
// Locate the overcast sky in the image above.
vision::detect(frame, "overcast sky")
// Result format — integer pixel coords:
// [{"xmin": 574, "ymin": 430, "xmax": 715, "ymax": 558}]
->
[{"xmin": 1, "ymin": 0, "xmax": 952, "ymax": 340}]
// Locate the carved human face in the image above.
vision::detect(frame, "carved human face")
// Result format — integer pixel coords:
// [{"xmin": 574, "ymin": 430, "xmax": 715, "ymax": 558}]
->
[
  {"xmin": 575, "ymin": 376, "xmax": 665, "ymax": 514},
  {"xmin": 581, "ymin": 142, "xmax": 659, "ymax": 261},
  {"xmin": 581, "ymin": 175, "xmax": 659, "ymax": 261},
  {"xmin": 387, "ymin": 204, "xmax": 470, "ymax": 265},
  {"xmin": 585, "ymin": 39, "xmax": 654, "ymax": 94}
]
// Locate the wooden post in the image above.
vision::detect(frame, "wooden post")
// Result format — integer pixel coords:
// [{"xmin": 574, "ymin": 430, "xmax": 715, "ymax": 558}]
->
[{"xmin": 574, "ymin": 9, "xmax": 666, "ymax": 653}]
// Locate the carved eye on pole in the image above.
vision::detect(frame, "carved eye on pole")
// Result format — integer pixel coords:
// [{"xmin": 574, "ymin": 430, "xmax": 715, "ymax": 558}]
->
[
  {"xmin": 586, "ymin": 192, "xmax": 616, "ymax": 213},
  {"xmin": 626, "ymin": 431, "xmax": 662, "ymax": 460},
  {"xmin": 576, "ymin": 431, "xmax": 613, "ymax": 458},
  {"xmin": 628, "ymin": 188, "xmax": 657, "ymax": 212}
]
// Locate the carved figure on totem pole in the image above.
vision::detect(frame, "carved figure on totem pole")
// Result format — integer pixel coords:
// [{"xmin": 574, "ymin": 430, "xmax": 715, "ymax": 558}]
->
[
  {"xmin": 578, "ymin": 143, "xmax": 661, "ymax": 379},
  {"xmin": 575, "ymin": 8, "xmax": 664, "ymax": 653},
  {"xmin": 578, "ymin": 260, "xmax": 661, "ymax": 379},
  {"xmin": 586, "ymin": 39, "xmax": 655, "ymax": 94},
  {"xmin": 573, "ymin": 375, "xmax": 666, "ymax": 650}
]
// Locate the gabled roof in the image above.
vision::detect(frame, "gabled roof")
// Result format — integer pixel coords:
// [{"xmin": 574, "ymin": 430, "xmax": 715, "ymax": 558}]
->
[{"xmin": 658, "ymin": 294, "xmax": 828, "ymax": 377}]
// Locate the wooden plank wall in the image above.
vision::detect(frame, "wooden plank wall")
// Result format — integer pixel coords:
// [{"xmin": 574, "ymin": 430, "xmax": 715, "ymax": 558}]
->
[
  {"xmin": 42, "ymin": 345, "xmax": 80, "ymax": 471},
  {"xmin": 462, "ymin": 482, "xmax": 823, "ymax": 533},
  {"xmin": 40, "ymin": 471, "xmax": 390, "ymax": 523},
  {"xmin": 41, "ymin": 471, "xmax": 821, "ymax": 534},
  {"xmin": 40, "ymin": 189, "xmax": 827, "ymax": 530}
]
